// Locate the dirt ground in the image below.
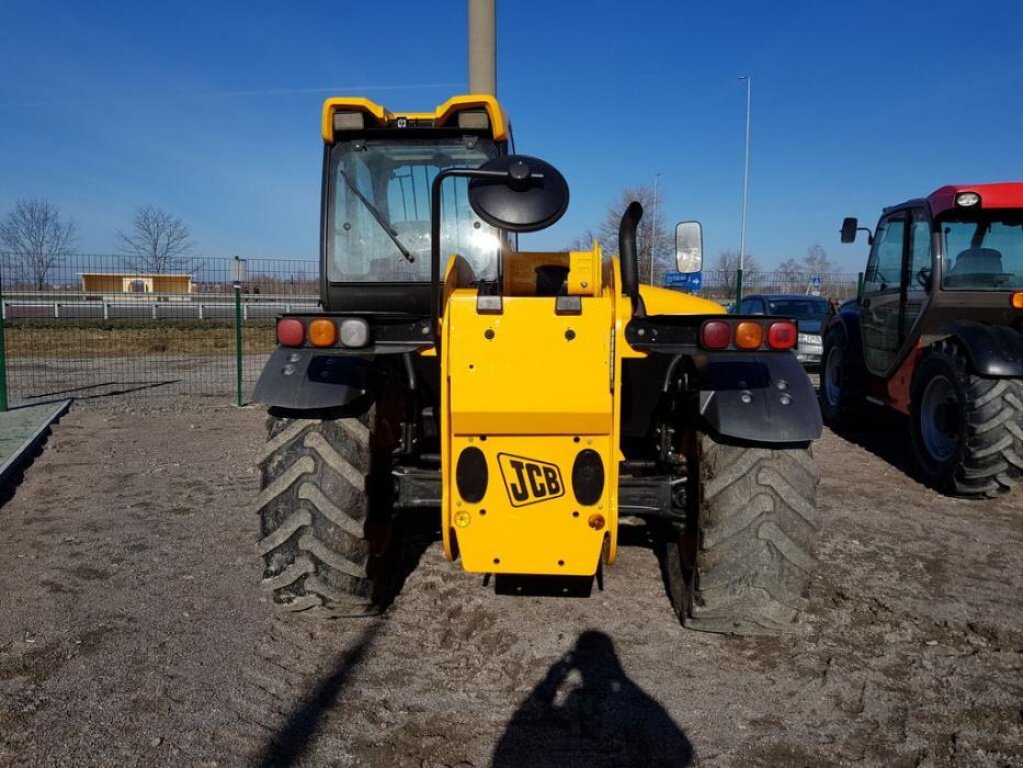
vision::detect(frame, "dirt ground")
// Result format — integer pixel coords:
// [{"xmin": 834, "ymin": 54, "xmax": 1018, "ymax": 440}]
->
[{"xmin": 0, "ymin": 399, "xmax": 1020, "ymax": 768}]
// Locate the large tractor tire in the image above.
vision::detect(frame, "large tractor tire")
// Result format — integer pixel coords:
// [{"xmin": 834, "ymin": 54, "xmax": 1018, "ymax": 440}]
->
[
  {"xmin": 819, "ymin": 325, "xmax": 866, "ymax": 428},
  {"xmin": 665, "ymin": 435, "xmax": 821, "ymax": 635},
  {"xmin": 910, "ymin": 340, "xmax": 1023, "ymax": 498},
  {"xmin": 253, "ymin": 409, "xmax": 401, "ymax": 616}
]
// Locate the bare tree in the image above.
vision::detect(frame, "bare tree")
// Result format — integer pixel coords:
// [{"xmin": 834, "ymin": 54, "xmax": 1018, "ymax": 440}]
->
[
  {"xmin": 776, "ymin": 244, "xmax": 835, "ymax": 293},
  {"xmin": 116, "ymin": 205, "xmax": 194, "ymax": 273},
  {"xmin": 710, "ymin": 250, "xmax": 761, "ymax": 299},
  {"xmin": 803, "ymin": 243, "xmax": 833, "ymax": 274},
  {"xmin": 0, "ymin": 198, "xmax": 76, "ymax": 289},
  {"xmin": 570, "ymin": 184, "xmax": 673, "ymax": 285},
  {"xmin": 776, "ymin": 257, "xmax": 805, "ymax": 293}
]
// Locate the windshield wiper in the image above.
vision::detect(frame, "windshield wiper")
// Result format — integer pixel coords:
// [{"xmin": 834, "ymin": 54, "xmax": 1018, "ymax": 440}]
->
[{"xmin": 338, "ymin": 169, "xmax": 415, "ymax": 263}]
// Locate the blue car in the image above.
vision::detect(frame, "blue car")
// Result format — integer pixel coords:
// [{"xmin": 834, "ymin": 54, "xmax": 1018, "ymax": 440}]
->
[{"xmin": 733, "ymin": 294, "xmax": 832, "ymax": 366}]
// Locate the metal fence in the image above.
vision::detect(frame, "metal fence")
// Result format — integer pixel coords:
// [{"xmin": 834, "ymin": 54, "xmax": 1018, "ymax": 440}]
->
[
  {"xmin": 0, "ymin": 252, "xmax": 860, "ymax": 409},
  {"xmin": 700, "ymin": 270, "xmax": 862, "ymax": 302},
  {"xmin": 0, "ymin": 252, "xmax": 318, "ymax": 408}
]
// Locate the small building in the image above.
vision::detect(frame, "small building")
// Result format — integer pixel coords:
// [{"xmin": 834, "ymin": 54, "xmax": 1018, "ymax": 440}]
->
[{"xmin": 80, "ymin": 273, "xmax": 193, "ymax": 299}]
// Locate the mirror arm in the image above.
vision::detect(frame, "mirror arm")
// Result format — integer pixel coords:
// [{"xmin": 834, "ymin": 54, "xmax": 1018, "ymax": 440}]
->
[{"xmin": 429, "ymin": 167, "xmax": 542, "ymax": 347}]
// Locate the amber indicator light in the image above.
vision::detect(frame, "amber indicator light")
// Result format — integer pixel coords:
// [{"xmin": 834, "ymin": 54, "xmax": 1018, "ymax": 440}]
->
[
  {"xmin": 308, "ymin": 319, "xmax": 338, "ymax": 347},
  {"xmin": 734, "ymin": 321, "xmax": 764, "ymax": 350}
]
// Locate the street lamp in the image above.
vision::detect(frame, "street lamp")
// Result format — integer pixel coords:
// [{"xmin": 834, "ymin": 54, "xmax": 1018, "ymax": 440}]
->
[
  {"xmin": 738, "ymin": 75, "xmax": 752, "ymax": 277},
  {"xmin": 649, "ymin": 172, "xmax": 661, "ymax": 284}
]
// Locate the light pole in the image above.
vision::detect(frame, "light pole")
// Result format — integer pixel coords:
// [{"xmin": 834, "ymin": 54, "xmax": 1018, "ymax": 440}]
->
[
  {"xmin": 738, "ymin": 75, "xmax": 751, "ymax": 278},
  {"xmin": 649, "ymin": 172, "xmax": 661, "ymax": 284}
]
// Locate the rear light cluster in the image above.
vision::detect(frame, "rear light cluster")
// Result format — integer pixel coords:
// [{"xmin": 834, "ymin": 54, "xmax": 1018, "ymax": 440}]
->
[
  {"xmin": 276, "ymin": 317, "xmax": 371, "ymax": 348},
  {"xmin": 1012, "ymin": 291, "xmax": 1023, "ymax": 310},
  {"xmin": 700, "ymin": 319, "xmax": 798, "ymax": 351}
]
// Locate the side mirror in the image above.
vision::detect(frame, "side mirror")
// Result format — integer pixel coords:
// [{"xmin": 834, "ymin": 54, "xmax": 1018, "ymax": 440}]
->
[
  {"xmin": 675, "ymin": 221, "xmax": 703, "ymax": 272},
  {"xmin": 840, "ymin": 217, "xmax": 858, "ymax": 244},
  {"xmin": 467, "ymin": 155, "xmax": 569, "ymax": 233}
]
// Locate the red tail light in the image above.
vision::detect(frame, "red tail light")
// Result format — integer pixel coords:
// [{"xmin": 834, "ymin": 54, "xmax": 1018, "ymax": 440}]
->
[
  {"xmin": 277, "ymin": 318, "xmax": 305, "ymax": 346},
  {"xmin": 767, "ymin": 321, "xmax": 797, "ymax": 350},
  {"xmin": 700, "ymin": 320, "xmax": 731, "ymax": 350}
]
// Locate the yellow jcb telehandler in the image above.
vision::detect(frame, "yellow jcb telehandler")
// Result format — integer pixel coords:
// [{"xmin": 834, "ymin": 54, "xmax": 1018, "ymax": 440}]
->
[{"xmin": 252, "ymin": 94, "xmax": 822, "ymax": 634}]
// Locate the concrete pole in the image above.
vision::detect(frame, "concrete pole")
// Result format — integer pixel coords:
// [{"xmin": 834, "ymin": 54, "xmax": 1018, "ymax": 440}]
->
[
  {"xmin": 649, "ymin": 172, "xmax": 660, "ymax": 284},
  {"xmin": 468, "ymin": 0, "xmax": 496, "ymax": 95},
  {"xmin": 738, "ymin": 75, "xmax": 751, "ymax": 274}
]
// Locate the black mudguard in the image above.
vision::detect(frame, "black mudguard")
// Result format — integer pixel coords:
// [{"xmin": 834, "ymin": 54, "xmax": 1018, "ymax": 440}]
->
[
  {"xmin": 827, "ymin": 308, "xmax": 863, "ymax": 353},
  {"xmin": 252, "ymin": 347, "xmax": 380, "ymax": 411},
  {"xmin": 941, "ymin": 321, "xmax": 1023, "ymax": 377},
  {"xmin": 690, "ymin": 351, "xmax": 823, "ymax": 444}
]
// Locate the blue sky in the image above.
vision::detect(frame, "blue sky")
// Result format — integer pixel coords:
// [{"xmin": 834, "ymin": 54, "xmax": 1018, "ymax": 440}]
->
[{"xmin": 1, "ymin": 0, "xmax": 1020, "ymax": 272}]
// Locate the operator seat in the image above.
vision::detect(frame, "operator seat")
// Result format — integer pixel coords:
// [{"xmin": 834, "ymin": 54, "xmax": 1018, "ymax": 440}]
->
[{"xmin": 949, "ymin": 248, "xmax": 1003, "ymax": 275}]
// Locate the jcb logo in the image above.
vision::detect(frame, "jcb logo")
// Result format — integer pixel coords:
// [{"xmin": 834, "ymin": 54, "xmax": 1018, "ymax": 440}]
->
[{"xmin": 497, "ymin": 453, "xmax": 565, "ymax": 507}]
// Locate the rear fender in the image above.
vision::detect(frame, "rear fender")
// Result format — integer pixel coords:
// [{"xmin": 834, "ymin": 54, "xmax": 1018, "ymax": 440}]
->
[
  {"xmin": 939, "ymin": 321, "xmax": 1023, "ymax": 377},
  {"xmin": 689, "ymin": 352, "xmax": 822, "ymax": 444},
  {"xmin": 252, "ymin": 347, "xmax": 381, "ymax": 411},
  {"xmin": 826, "ymin": 309, "xmax": 863, "ymax": 352}
]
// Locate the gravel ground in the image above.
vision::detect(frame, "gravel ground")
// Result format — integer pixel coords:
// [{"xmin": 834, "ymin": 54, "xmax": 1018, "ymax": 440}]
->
[
  {"xmin": 4, "ymin": 354, "xmax": 270, "ymax": 408},
  {"xmin": 0, "ymin": 399, "xmax": 1020, "ymax": 767}
]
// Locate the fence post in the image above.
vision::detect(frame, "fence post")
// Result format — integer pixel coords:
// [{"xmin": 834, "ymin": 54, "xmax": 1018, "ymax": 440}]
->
[
  {"xmin": 0, "ymin": 266, "xmax": 7, "ymax": 412},
  {"xmin": 735, "ymin": 268, "xmax": 744, "ymax": 306},
  {"xmin": 232, "ymin": 256, "xmax": 247, "ymax": 407}
]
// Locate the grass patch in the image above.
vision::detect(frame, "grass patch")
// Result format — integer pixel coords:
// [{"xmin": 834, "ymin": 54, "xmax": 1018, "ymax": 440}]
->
[{"xmin": 3, "ymin": 320, "xmax": 276, "ymax": 358}]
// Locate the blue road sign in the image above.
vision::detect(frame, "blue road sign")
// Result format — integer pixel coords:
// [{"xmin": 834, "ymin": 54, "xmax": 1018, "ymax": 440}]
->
[
  {"xmin": 665, "ymin": 271, "xmax": 703, "ymax": 292},
  {"xmin": 811, "ymin": 275, "xmax": 822, "ymax": 296}
]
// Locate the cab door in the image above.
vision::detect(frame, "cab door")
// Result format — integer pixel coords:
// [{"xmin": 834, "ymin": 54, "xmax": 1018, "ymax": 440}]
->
[
  {"xmin": 861, "ymin": 211, "xmax": 908, "ymax": 374},
  {"xmin": 901, "ymin": 207, "xmax": 932, "ymax": 341}
]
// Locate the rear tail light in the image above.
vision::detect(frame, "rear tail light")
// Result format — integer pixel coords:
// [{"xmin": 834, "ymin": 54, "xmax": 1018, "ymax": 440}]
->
[
  {"xmin": 698, "ymin": 317, "xmax": 801, "ymax": 351},
  {"xmin": 767, "ymin": 321, "xmax": 797, "ymax": 350},
  {"xmin": 339, "ymin": 318, "xmax": 371, "ymax": 347},
  {"xmin": 700, "ymin": 320, "xmax": 731, "ymax": 350},
  {"xmin": 308, "ymin": 319, "xmax": 338, "ymax": 347},
  {"xmin": 277, "ymin": 318, "xmax": 305, "ymax": 346},
  {"xmin": 1012, "ymin": 291, "xmax": 1023, "ymax": 309},
  {"xmin": 734, "ymin": 321, "xmax": 763, "ymax": 350}
]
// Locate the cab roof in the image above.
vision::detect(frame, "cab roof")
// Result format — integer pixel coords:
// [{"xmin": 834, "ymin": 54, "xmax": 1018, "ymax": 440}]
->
[
  {"xmin": 321, "ymin": 94, "xmax": 508, "ymax": 143},
  {"xmin": 927, "ymin": 182, "xmax": 1023, "ymax": 217}
]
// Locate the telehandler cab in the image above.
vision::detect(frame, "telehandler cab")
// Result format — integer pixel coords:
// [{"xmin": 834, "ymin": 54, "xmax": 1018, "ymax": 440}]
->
[
  {"xmin": 252, "ymin": 94, "xmax": 823, "ymax": 634},
  {"xmin": 824, "ymin": 183, "xmax": 1023, "ymax": 497}
]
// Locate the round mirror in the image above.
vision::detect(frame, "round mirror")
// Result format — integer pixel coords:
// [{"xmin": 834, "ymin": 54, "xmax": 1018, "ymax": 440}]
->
[{"xmin": 468, "ymin": 155, "xmax": 569, "ymax": 233}]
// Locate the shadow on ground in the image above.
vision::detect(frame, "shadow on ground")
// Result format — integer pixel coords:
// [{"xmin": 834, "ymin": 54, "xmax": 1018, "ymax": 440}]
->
[
  {"xmin": 253, "ymin": 622, "xmax": 381, "ymax": 768},
  {"xmin": 492, "ymin": 630, "xmax": 693, "ymax": 767},
  {"xmin": 18, "ymin": 380, "xmax": 180, "ymax": 405},
  {"xmin": 827, "ymin": 403, "xmax": 921, "ymax": 482}
]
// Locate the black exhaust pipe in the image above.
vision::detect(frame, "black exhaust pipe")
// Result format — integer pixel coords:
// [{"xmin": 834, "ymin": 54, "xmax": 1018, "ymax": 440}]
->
[{"xmin": 618, "ymin": 201, "xmax": 645, "ymax": 317}]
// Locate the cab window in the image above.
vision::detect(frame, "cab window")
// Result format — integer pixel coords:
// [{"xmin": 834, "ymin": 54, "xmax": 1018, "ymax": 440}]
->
[
  {"xmin": 863, "ymin": 214, "xmax": 906, "ymax": 293},
  {"xmin": 908, "ymin": 208, "xmax": 932, "ymax": 290}
]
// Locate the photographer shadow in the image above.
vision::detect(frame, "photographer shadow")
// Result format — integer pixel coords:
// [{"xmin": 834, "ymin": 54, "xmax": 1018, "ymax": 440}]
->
[{"xmin": 492, "ymin": 630, "xmax": 692, "ymax": 767}]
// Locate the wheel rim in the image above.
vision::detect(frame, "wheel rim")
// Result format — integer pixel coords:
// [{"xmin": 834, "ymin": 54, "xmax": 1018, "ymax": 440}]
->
[
  {"xmin": 823, "ymin": 345, "xmax": 842, "ymax": 407},
  {"xmin": 919, "ymin": 374, "xmax": 961, "ymax": 463}
]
